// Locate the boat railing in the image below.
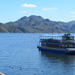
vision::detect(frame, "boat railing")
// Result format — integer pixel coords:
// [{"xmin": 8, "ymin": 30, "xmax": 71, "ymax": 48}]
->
[
  {"xmin": 40, "ymin": 34, "xmax": 75, "ymax": 40},
  {"xmin": 60, "ymin": 40, "xmax": 75, "ymax": 43}
]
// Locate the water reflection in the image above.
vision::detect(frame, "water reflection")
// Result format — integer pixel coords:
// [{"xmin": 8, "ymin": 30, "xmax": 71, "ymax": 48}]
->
[
  {"xmin": 40, "ymin": 51, "xmax": 75, "ymax": 75},
  {"xmin": 40, "ymin": 51, "xmax": 75, "ymax": 63}
]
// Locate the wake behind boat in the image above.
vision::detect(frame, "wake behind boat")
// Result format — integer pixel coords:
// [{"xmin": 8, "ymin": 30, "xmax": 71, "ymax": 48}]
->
[{"xmin": 37, "ymin": 33, "xmax": 75, "ymax": 54}]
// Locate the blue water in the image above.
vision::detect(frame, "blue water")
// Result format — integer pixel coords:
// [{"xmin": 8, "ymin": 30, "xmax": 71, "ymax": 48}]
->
[{"xmin": 0, "ymin": 33, "xmax": 75, "ymax": 75}]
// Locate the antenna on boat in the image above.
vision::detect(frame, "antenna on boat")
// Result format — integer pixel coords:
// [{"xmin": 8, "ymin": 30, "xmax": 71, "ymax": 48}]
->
[{"xmin": 52, "ymin": 26, "xmax": 54, "ymax": 39}]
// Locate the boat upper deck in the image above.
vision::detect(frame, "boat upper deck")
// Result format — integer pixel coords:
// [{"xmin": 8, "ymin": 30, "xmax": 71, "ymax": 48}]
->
[{"xmin": 39, "ymin": 33, "xmax": 75, "ymax": 48}]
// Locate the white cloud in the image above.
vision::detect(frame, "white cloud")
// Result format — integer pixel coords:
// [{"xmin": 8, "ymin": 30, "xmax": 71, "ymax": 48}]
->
[
  {"xmin": 69, "ymin": 11, "xmax": 75, "ymax": 18},
  {"xmin": 42, "ymin": 8, "xmax": 58, "ymax": 11},
  {"xmin": 20, "ymin": 10, "xmax": 28, "ymax": 15},
  {"xmin": 60, "ymin": 19, "xmax": 66, "ymax": 22},
  {"xmin": 22, "ymin": 3, "xmax": 37, "ymax": 8},
  {"xmin": 20, "ymin": 10, "xmax": 27, "ymax": 14},
  {"xmin": 70, "ymin": 11, "xmax": 75, "ymax": 14}
]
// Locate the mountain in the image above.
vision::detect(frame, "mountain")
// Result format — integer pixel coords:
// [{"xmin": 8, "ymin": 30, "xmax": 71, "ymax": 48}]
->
[
  {"xmin": 0, "ymin": 15, "xmax": 75, "ymax": 33},
  {"xmin": 0, "ymin": 23, "xmax": 9, "ymax": 32}
]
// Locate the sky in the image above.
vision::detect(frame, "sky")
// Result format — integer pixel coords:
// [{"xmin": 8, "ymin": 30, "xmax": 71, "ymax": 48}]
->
[{"xmin": 0, "ymin": 0, "xmax": 75, "ymax": 23}]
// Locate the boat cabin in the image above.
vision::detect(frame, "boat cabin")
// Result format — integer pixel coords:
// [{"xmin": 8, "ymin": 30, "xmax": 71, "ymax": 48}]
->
[{"xmin": 40, "ymin": 33, "xmax": 75, "ymax": 48}]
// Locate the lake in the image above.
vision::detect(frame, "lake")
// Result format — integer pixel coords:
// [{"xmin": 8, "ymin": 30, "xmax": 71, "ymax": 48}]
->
[{"xmin": 0, "ymin": 33, "xmax": 75, "ymax": 75}]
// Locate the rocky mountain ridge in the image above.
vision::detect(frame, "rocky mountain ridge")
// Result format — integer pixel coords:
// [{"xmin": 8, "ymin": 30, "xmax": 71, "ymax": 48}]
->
[{"xmin": 0, "ymin": 15, "xmax": 75, "ymax": 33}]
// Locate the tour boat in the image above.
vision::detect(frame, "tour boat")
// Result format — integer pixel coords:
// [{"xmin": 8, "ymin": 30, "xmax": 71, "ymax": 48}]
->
[{"xmin": 37, "ymin": 33, "xmax": 75, "ymax": 54}]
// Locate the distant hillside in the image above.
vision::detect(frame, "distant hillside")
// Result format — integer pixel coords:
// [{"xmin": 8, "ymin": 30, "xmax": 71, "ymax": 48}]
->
[
  {"xmin": 0, "ymin": 23, "xmax": 9, "ymax": 32},
  {"xmin": 1, "ymin": 15, "xmax": 75, "ymax": 33}
]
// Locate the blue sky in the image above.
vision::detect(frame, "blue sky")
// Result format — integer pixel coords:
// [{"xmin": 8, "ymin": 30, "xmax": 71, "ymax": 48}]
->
[{"xmin": 0, "ymin": 0, "xmax": 75, "ymax": 23}]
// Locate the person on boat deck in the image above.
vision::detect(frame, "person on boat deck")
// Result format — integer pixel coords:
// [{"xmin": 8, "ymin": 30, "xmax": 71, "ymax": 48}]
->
[{"xmin": 62, "ymin": 33, "xmax": 74, "ymax": 40}]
